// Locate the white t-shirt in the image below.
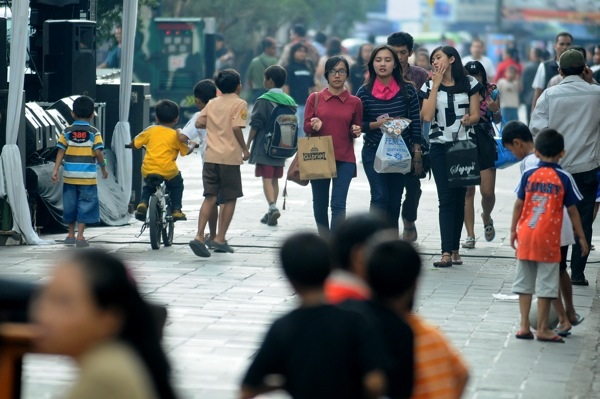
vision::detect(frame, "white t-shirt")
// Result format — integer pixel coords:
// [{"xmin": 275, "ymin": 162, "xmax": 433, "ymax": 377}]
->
[
  {"xmin": 496, "ymin": 78, "xmax": 520, "ymax": 108},
  {"xmin": 519, "ymin": 153, "xmax": 575, "ymax": 246},
  {"xmin": 181, "ymin": 111, "xmax": 207, "ymax": 162},
  {"xmin": 531, "ymin": 61, "xmax": 559, "ymax": 90},
  {"xmin": 419, "ymin": 76, "xmax": 481, "ymax": 144}
]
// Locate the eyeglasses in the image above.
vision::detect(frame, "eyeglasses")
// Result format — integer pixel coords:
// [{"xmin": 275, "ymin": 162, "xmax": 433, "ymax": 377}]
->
[{"xmin": 330, "ymin": 69, "xmax": 348, "ymax": 76}]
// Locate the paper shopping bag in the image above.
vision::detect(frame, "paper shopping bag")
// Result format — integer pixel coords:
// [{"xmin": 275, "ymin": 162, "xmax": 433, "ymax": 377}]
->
[{"xmin": 297, "ymin": 136, "xmax": 337, "ymax": 180}]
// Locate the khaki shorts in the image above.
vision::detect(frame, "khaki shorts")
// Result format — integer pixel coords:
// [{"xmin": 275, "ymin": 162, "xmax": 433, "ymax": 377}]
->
[
  {"xmin": 202, "ymin": 163, "xmax": 243, "ymax": 201},
  {"xmin": 512, "ymin": 260, "xmax": 559, "ymax": 298}
]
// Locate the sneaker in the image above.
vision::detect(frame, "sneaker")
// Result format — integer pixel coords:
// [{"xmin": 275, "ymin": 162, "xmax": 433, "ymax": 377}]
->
[
  {"xmin": 75, "ymin": 239, "xmax": 89, "ymax": 248},
  {"xmin": 172, "ymin": 210, "xmax": 187, "ymax": 221},
  {"xmin": 189, "ymin": 240, "xmax": 211, "ymax": 257},
  {"xmin": 260, "ymin": 213, "xmax": 269, "ymax": 224},
  {"xmin": 64, "ymin": 237, "xmax": 76, "ymax": 245},
  {"xmin": 267, "ymin": 208, "xmax": 280, "ymax": 226},
  {"xmin": 135, "ymin": 202, "xmax": 148, "ymax": 221},
  {"xmin": 462, "ymin": 236, "xmax": 476, "ymax": 249}
]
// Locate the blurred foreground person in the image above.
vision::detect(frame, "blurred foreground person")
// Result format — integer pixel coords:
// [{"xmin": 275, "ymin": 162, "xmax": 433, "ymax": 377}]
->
[
  {"xmin": 33, "ymin": 250, "xmax": 176, "ymax": 399},
  {"xmin": 240, "ymin": 232, "xmax": 386, "ymax": 399}
]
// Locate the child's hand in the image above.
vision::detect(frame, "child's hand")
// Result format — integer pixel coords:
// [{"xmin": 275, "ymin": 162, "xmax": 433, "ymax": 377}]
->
[
  {"xmin": 310, "ymin": 117, "xmax": 322, "ymax": 132},
  {"xmin": 242, "ymin": 149, "xmax": 250, "ymax": 161},
  {"xmin": 579, "ymin": 237, "xmax": 589, "ymax": 257},
  {"xmin": 510, "ymin": 231, "xmax": 518, "ymax": 250},
  {"xmin": 101, "ymin": 168, "xmax": 109, "ymax": 179},
  {"xmin": 52, "ymin": 170, "xmax": 59, "ymax": 183}
]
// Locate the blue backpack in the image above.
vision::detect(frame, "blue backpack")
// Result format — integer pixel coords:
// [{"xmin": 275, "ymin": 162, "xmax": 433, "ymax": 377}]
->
[{"xmin": 264, "ymin": 103, "xmax": 298, "ymax": 159}]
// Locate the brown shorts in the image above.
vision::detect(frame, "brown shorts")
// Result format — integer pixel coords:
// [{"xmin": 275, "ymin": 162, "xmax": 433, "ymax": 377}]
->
[
  {"xmin": 202, "ymin": 163, "xmax": 243, "ymax": 201},
  {"xmin": 255, "ymin": 164, "xmax": 284, "ymax": 179}
]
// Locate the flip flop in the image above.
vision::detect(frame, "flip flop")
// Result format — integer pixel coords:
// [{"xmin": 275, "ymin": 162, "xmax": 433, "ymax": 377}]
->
[
  {"xmin": 515, "ymin": 331, "xmax": 534, "ymax": 340},
  {"xmin": 189, "ymin": 240, "xmax": 211, "ymax": 258},
  {"xmin": 570, "ymin": 314, "xmax": 585, "ymax": 326},
  {"xmin": 536, "ymin": 335, "xmax": 565, "ymax": 343},
  {"xmin": 554, "ymin": 329, "xmax": 571, "ymax": 337}
]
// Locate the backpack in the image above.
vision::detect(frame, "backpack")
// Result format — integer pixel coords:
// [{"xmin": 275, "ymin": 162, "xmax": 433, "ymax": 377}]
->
[{"xmin": 264, "ymin": 103, "xmax": 298, "ymax": 159}]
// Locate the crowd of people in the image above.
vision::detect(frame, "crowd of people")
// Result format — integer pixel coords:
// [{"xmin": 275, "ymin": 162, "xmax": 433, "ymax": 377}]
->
[{"xmin": 36, "ymin": 22, "xmax": 600, "ymax": 398}]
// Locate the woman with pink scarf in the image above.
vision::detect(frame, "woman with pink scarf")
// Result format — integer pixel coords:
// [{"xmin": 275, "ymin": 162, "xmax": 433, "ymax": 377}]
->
[{"xmin": 356, "ymin": 45, "xmax": 422, "ymax": 232}]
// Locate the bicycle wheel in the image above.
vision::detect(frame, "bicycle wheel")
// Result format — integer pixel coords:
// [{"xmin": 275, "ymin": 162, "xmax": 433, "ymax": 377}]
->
[
  {"xmin": 148, "ymin": 195, "xmax": 162, "ymax": 250},
  {"xmin": 162, "ymin": 199, "xmax": 174, "ymax": 247}
]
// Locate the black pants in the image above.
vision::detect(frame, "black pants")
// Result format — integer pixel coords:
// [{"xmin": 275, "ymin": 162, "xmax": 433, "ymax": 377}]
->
[
  {"xmin": 430, "ymin": 144, "xmax": 467, "ymax": 253},
  {"xmin": 570, "ymin": 169, "xmax": 598, "ymax": 281}
]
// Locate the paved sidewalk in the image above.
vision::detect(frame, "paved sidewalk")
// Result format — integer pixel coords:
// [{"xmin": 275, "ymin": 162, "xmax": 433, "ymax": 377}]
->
[{"xmin": 1, "ymin": 141, "xmax": 599, "ymax": 399}]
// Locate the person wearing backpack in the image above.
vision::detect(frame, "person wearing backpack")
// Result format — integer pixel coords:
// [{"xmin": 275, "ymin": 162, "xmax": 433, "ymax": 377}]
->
[
  {"xmin": 304, "ymin": 56, "xmax": 363, "ymax": 237},
  {"xmin": 247, "ymin": 65, "xmax": 298, "ymax": 226}
]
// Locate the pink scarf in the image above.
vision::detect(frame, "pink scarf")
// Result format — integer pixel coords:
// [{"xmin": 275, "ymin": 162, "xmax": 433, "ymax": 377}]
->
[{"xmin": 372, "ymin": 78, "xmax": 400, "ymax": 100}]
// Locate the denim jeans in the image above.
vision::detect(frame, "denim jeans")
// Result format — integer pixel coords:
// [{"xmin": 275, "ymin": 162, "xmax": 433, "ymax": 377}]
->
[
  {"xmin": 141, "ymin": 172, "xmax": 184, "ymax": 210},
  {"xmin": 570, "ymin": 169, "xmax": 598, "ymax": 281},
  {"xmin": 501, "ymin": 107, "xmax": 519, "ymax": 124},
  {"xmin": 402, "ymin": 176, "xmax": 422, "ymax": 223},
  {"xmin": 430, "ymin": 144, "xmax": 467, "ymax": 253},
  {"xmin": 296, "ymin": 104, "xmax": 307, "ymax": 138},
  {"xmin": 310, "ymin": 161, "xmax": 355, "ymax": 237},
  {"xmin": 362, "ymin": 144, "xmax": 407, "ymax": 231}
]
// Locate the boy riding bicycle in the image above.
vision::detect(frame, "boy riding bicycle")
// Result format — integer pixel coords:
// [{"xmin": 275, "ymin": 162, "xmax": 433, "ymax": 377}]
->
[{"xmin": 131, "ymin": 99, "xmax": 194, "ymax": 221}]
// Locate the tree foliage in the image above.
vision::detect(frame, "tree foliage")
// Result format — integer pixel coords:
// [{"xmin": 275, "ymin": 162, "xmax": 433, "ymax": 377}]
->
[{"xmin": 96, "ymin": 0, "xmax": 157, "ymax": 43}]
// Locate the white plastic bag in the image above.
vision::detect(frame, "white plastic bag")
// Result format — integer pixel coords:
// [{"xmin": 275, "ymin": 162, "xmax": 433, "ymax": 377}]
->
[{"xmin": 374, "ymin": 133, "xmax": 412, "ymax": 174}]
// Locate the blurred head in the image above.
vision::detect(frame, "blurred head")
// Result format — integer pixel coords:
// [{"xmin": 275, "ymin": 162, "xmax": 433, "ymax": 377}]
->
[
  {"xmin": 315, "ymin": 31, "xmax": 327, "ymax": 45},
  {"xmin": 290, "ymin": 24, "xmax": 306, "ymax": 41},
  {"xmin": 330, "ymin": 213, "xmax": 391, "ymax": 278},
  {"xmin": 215, "ymin": 69, "xmax": 241, "ymax": 94},
  {"xmin": 289, "ymin": 42, "xmax": 308, "ymax": 64},
  {"xmin": 387, "ymin": 32, "xmax": 415, "ymax": 67},
  {"xmin": 114, "ymin": 25, "xmax": 122, "ymax": 44},
  {"xmin": 554, "ymin": 32, "xmax": 573, "ymax": 58},
  {"xmin": 325, "ymin": 37, "xmax": 343, "ymax": 57},
  {"xmin": 215, "ymin": 33, "xmax": 224, "ymax": 50},
  {"xmin": 193, "ymin": 79, "xmax": 217, "ymax": 108},
  {"xmin": 530, "ymin": 47, "xmax": 544, "ymax": 62},
  {"xmin": 33, "ymin": 250, "xmax": 174, "ymax": 398},
  {"xmin": 357, "ymin": 42, "xmax": 374, "ymax": 66},
  {"xmin": 535, "ymin": 128, "xmax": 564, "ymax": 158},
  {"xmin": 261, "ymin": 37, "xmax": 277, "ymax": 57},
  {"xmin": 470, "ymin": 39, "xmax": 485, "ymax": 58},
  {"xmin": 155, "ymin": 99, "xmax": 179, "ymax": 125},
  {"xmin": 264, "ymin": 65, "xmax": 287, "ymax": 88},
  {"xmin": 506, "ymin": 65, "xmax": 518, "ymax": 80},
  {"xmin": 280, "ymin": 233, "xmax": 331, "ymax": 292},
  {"xmin": 415, "ymin": 49, "xmax": 431, "ymax": 70},
  {"xmin": 365, "ymin": 235, "xmax": 421, "ymax": 308},
  {"xmin": 465, "ymin": 60, "xmax": 488, "ymax": 86},
  {"xmin": 501, "ymin": 121, "xmax": 533, "ymax": 160},
  {"xmin": 593, "ymin": 44, "xmax": 600, "ymax": 65},
  {"xmin": 72, "ymin": 95, "xmax": 95, "ymax": 120}
]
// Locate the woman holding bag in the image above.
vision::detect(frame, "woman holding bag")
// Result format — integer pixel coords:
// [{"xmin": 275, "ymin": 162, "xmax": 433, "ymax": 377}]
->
[
  {"xmin": 356, "ymin": 45, "xmax": 422, "ymax": 231},
  {"xmin": 304, "ymin": 55, "xmax": 363, "ymax": 237},
  {"xmin": 420, "ymin": 46, "xmax": 482, "ymax": 267}
]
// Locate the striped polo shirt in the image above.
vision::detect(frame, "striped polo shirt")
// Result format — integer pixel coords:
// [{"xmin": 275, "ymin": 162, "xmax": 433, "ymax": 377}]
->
[{"xmin": 57, "ymin": 121, "xmax": 104, "ymax": 185}]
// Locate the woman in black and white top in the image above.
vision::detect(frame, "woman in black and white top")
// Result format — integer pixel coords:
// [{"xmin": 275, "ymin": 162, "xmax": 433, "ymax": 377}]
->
[{"xmin": 420, "ymin": 46, "xmax": 482, "ymax": 267}]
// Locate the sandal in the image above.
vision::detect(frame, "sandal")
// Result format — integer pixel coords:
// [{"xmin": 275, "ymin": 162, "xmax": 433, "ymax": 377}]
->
[
  {"xmin": 483, "ymin": 214, "xmax": 495, "ymax": 242},
  {"xmin": 462, "ymin": 236, "xmax": 476, "ymax": 249},
  {"xmin": 433, "ymin": 253, "xmax": 453, "ymax": 268},
  {"xmin": 402, "ymin": 226, "xmax": 418, "ymax": 243},
  {"xmin": 451, "ymin": 251, "xmax": 463, "ymax": 265}
]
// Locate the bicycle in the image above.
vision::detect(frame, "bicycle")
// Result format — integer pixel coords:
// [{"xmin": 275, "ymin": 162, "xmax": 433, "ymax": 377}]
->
[{"xmin": 125, "ymin": 142, "xmax": 197, "ymax": 249}]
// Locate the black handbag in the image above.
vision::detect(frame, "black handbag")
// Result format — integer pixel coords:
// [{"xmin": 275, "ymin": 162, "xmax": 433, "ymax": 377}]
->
[{"xmin": 445, "ymin": 125, "xmax": 480, "ymax": 188}]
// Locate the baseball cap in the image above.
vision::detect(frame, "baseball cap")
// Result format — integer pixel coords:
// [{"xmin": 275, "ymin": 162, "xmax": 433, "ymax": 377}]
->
[{"xmin": 559, "ymin": 49, "xmax": 585, "ymax": 69}]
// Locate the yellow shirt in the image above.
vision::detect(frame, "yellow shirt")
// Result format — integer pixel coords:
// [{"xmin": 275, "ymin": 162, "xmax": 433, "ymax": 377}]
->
[
  {"xmin": 198, "ymin": 93, "xmax": 247, "ymax": 165},
  {"xmin": 133, "ymin": 125, "xmax": 189, "ymax": 179}
]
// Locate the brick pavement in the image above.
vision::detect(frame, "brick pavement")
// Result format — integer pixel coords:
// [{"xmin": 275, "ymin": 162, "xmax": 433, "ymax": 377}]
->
[{"xmin": 1, "ymin": 141, "xmax": 599, "ymax": 399}]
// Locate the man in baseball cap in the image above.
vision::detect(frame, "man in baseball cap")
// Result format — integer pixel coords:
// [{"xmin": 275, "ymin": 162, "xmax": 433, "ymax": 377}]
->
[{"xmin": 530, "ymin": 44, "xmax": 600, "ymax": 292}]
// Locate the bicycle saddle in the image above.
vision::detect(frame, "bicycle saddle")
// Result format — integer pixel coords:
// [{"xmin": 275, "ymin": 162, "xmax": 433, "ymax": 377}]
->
[{"xmin": 145, "ymin": 174, "xmax": 165, "ymax": 187}]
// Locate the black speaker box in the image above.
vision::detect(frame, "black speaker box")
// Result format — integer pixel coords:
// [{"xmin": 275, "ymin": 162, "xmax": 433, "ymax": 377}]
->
[
  {"xmin": 24, "ymin": 107, "xmax": 44, "ymax": 161},
  {"xmin": 43, "ymin": 20, "xmax": 96, "ymax": 102}
]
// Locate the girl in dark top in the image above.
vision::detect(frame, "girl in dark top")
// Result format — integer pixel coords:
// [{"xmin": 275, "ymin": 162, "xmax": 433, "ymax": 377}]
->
[
  {"xmin": 462, "ymin": 61, "xmax": 502, "ymax": 250},
  {"xmin": 284, "ymin": 42, "xmax": 317, "ymax": 138},
  {"xmin": 349, "ymin": 42, "xmax": 374, "ymax": 94},
  {"xmin": 356, "ymin": 45, "xmax": 422, "ymax": 232},
  {"xmin": 420, "ymin": 46, "xmax": 481, "ymax": 267}
]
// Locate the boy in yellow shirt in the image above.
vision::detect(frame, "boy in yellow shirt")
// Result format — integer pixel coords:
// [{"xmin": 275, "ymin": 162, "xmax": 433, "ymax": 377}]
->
[{"xmin": 131, "ymin": 99, "xmax": 193, "ymax": 221}]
